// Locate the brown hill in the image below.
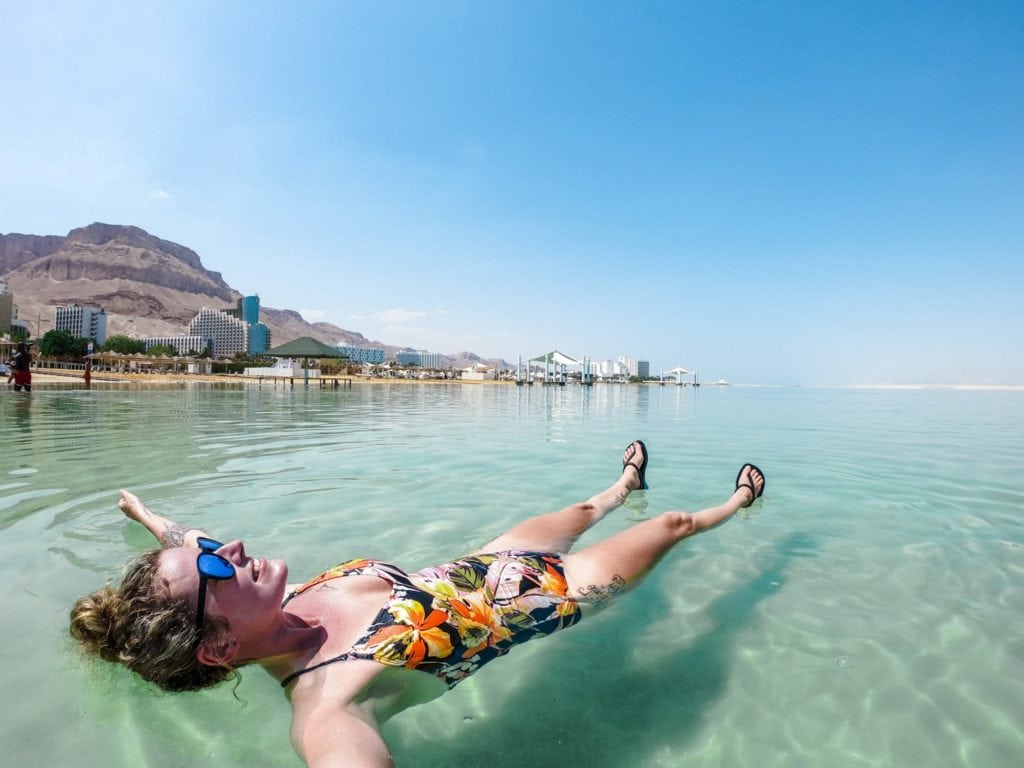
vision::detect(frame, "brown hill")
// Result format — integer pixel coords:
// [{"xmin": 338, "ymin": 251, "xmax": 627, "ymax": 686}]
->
[{"xmin": 0, "ymin": 223, "xmax": 507, "ymax": 368}]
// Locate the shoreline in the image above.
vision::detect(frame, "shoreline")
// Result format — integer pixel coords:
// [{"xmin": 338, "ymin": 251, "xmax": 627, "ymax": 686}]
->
[
  {"xmin": 15, "ymin": 370, "xmax": 519, "ymax": 387},
  {"xmin": 11, "ymin": 370, "xmax": 1023, "ymax": 391}
]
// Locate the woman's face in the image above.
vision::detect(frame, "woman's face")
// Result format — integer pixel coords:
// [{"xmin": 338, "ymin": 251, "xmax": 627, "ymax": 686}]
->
[{"xmin": 157, "ymin": 540, "xmax": 289, "ymax": 642}]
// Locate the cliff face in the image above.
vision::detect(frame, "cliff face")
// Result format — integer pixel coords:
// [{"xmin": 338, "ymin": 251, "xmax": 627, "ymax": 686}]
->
[
  {"xmin": 2, "ymin": 223, "xmax": 236, "ymax": 325},
  {"xmin": 1, "ymin": 223, "xmax": 336, "ymax": 341},
  {"xmin": 1, "ymin": 223, "xmax": 509, "ymax": 368},
  {"xmin": 0, "ymin": 233, "xmax": 65, "ymax": 271}
]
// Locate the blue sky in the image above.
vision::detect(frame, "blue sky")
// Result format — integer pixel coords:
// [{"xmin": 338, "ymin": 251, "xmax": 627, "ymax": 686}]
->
[{"xmin": 2, "ymin": 1, "xmax": 1022, "ymax": 384}]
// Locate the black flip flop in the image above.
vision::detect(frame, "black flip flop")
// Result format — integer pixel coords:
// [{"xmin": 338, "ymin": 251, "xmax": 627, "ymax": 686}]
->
[
  {"xmin": 623, "ymin": 440, "xmax": 650, "ymax": 490},
  {"xmin": 735, "ymin": 463, "xmax": 765, "ymax": 508}
]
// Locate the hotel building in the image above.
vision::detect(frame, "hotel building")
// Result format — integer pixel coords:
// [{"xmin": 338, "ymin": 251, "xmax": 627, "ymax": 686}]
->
[
  {"xmin": 336, "ymin": 345, "xmax": 385, "ymax": 365},
  {"xmin": 188, "ymin": 308, "xmax": 249, "ymax": 358},
  {"xmin": 617, "ymin": 356, "xmax": 650, "ymax": 378},
  {"xmin": 140, "ymin": 335, "xmax": 210, "ymax": 356},
  {"xmin": 54, "ymin": 304, "xmax": 108, "ymax": 346},
  {"xmin": 0, "ymin": 279, "xmax": 13, "ymax": 334},
  {"xmin": 224, "ymin": 295, "xmax": 271, "ymax": 354},
  {"xmin": 396, "ymin": 350, "xmax": 443, "ymax": 368}
]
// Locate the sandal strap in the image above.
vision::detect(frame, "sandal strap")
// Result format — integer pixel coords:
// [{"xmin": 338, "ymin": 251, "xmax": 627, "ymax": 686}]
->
[{"xmin": 736, "ymin": 481, "xmax": 756, "ymax": 507}]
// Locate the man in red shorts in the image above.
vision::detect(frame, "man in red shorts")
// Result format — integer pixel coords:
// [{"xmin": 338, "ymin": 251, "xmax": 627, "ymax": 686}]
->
[{"xmin": 11, "ymin": 341, "xmax": 32, "ymax": 392}]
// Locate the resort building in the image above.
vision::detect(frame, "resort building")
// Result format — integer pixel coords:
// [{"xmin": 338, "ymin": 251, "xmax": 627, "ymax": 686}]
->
[
  {"xmin": 140, "ymin": 335, "xmax": 210, "ymax": 356},
  {"xmin": 0, "ymin": 279, "xmax": 13, "ymax": 334},
  {"xmin": 336, "ymin": 345, "xmax": 385, "ymax": 365},
  {"xmin": 461, "ymin": 363, "xmax": 496, "ymax": 381},
  {"xmin": 248, "ymin": 324, "xmax": 270, "ymax": 354},
  {"xmin": 593, "ymin": 359, "xmax": 627, "ymax": 379},
  {"xmin": 236, "ymin": 295, "xmax": 261, "ymax": 324},
  {"xmin": 188, "ymin": 307, "xmax": 248, "ymax": 358},
  {"xmin": 243, "ymin": 357, "xmax": 310, "ymax": 378},
  {"xmin": 54, "ymin": 304, "xmax": 108, "ymax": 346},
  {"xmin": 223, "ymin": 295, "xmax": 271, "ymax": 354},
  {"xmin": 616, "ymin": 356, "xmax": 650, "ymax": 378},
  {"xmin": 396, "ymin": 350, "xmax": 443, "ymax": 368}
]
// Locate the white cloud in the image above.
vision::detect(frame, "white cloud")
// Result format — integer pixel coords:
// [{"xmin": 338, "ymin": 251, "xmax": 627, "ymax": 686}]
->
[
  {"xmin": 149, "ymin": 189, "xmax": 171, "ymax": 200},
  {"xmin": 299, "ymin": 308, "xmax": 340, "ymax": 323},
  {"xmin": 374, "ymin": 307, "xmax": 430, "ymax": 324}
]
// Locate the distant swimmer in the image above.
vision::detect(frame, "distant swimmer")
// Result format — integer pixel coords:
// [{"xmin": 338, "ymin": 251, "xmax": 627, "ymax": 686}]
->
[{"xmin": 70, "ymin": 442, "xmax": 765, "ymax": 767}]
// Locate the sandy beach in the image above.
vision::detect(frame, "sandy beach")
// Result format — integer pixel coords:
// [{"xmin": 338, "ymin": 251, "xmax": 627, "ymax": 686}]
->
[{"xmin": 18, "ymin": 368, "xmax": 517, "ymax": 387}]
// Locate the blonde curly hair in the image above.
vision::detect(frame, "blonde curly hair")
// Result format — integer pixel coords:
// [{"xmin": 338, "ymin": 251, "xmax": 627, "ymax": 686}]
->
[{"xmin": 70, "ymin": 550, "xmax": 239, "ymax": 692}]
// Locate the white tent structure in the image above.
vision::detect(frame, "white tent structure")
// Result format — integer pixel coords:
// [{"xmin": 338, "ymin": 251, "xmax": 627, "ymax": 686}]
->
[
  {"xmin": 665, "ymin": 366, "xmax": 696, "ymax": 385},
  {"xmin": 531, "ymin": 350, "xmax": 580, "ymax": 366},
  {"xmin": 529, "ymin": 350, "xmax": 581, "ymax": 385}
]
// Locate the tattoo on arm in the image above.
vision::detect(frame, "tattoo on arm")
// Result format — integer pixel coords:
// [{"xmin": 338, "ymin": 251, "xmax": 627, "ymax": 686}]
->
[
  {"xmin": 576, "ymin": 575, "xmax": 626, "ymax": 607},
  {"xmin": 160, "ymin": 524, "xmax": 187, "ymax": 548}
]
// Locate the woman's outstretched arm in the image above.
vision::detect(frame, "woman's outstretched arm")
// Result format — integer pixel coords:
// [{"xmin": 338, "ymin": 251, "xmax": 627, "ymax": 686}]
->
[
  {"xmin": 117, "ymin": 489, "xmax": 211, "ymax": 548},
  {"xmin": 293, "ymin": 702, "xmax": 394, "ymax": 768}
]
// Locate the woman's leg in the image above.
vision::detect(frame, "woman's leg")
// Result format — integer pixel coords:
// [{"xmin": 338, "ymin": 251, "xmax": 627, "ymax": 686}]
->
[
  {"xmin": 562, "ymin": 465, "xmax": 765, "ymax": 604},
  {"xmin": 473, "ymin": 441, "xmax": 649, "ymax": 555}
]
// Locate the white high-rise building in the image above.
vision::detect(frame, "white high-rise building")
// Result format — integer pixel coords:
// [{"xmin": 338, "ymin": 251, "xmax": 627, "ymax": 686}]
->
[
  {"xmin": 188, "ymin": 308, "xmax": 249, "ymax": 358},
  {"xmin": 0, "ymin": 279, "xmax": 13, "ymax": 334},
  {"xmin": 596, "ymin": 359, "xmax": 629, "ymax": 379},
  {"xmin": 395, "ymin": 350, "xmax": 443, "ymax": 368},
  {"xmin": 54, "ymin": 305, "xmax": 108, "ymax": 346},
  {"xmin": 139, "ymin": 335, "xmax": 211, "ymax": 356},
  {"xmin": 336, "ymin": 345, "xmax": 386, "ymax": 364}
]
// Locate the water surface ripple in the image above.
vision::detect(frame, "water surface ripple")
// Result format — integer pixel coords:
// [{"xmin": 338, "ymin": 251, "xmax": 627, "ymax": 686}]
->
[{"xmin": 1, "ymin": 385, "xmax": 1021, "ymax": 767}]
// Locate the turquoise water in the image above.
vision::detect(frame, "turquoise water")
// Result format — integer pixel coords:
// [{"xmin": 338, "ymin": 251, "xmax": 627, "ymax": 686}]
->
[{"xmin": 2, "ymin": 383, "xmax": 1022, "ymax": 767}]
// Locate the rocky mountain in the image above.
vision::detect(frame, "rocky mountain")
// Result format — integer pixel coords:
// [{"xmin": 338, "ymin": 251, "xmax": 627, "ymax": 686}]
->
[{"xmin": 0, "ymin": 223, "xmax": 507, "ymax": 368}]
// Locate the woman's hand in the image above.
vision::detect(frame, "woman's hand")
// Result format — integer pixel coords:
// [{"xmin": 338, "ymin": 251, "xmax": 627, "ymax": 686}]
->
[
  {"xmin": 118, "ymin": 489, "xmax": 151, "ymax": 524},
  {"xmin": 118, "ymin": 489, "xmax": 211, "ymax": 548}
]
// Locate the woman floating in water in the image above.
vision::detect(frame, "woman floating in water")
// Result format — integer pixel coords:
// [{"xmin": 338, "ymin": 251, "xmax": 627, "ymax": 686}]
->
[{"xmin": 70, "ymin": 442, "xmax": 765, "ymax": 767}]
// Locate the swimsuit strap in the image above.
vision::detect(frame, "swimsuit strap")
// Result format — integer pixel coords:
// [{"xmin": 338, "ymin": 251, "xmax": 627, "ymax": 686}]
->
[
  {"xmin": 280, "ymin": 652, "xmax": 354, "ymax": 688},
  {"xmin": 279, "ymin": 558, "xmax": 409, "ymax": 687}
]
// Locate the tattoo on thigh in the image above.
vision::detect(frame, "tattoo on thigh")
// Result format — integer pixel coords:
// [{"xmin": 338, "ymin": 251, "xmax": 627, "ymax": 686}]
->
[
  {"xmin": 577, "ymin": 575, "xmax": 626, "ymax": 606},
  {"xmin": 160, "ymin": 524, "xmax": 186, "ymax": 548}
]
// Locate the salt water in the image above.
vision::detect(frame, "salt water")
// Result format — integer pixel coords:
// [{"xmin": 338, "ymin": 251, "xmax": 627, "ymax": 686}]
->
[{"xmin": 1, "ymin": 383, "xmax": 1021, "ymax": 767}]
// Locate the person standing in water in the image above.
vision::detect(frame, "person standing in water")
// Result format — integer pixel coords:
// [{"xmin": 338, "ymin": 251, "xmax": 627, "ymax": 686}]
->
[{"xmin": 11, "ymin": 341, "xmax": 32, "ymax": 392}]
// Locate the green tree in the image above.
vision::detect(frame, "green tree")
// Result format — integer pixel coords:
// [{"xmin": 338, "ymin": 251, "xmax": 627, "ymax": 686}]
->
[
  {"xmin": 232, "ymin": 352, "xmax": 275, "ymax": 367},
  {"xmin": 146, "ymin": 344, "xmax": 177, "ymax": 357},
  {"xmin": 104, "ymin": 335, "xmax": 146, "ymax": 354},
  {"xmin": 321, "ymin": 357, "xmax": 355, "ymax": 375},
  {"xmin": 39, "ymin": 329, "xmax": 89, "ymax": 359}
]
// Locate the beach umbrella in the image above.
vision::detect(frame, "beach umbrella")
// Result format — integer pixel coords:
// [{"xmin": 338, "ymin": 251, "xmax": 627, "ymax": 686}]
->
[
  {"xmin": 530, "ymin": 350, "xmax": 580, "ymax": 366},
  {"xmin": 265, "ymin": 336, "xmax": 347, "ymax": 387},
  {"xmin": 665, "ymin": 366, "xmax": 693, "ymax": 384},
  {"xmin": 529, "ymin": 350, "xmax": 580, "ymax": 382}
]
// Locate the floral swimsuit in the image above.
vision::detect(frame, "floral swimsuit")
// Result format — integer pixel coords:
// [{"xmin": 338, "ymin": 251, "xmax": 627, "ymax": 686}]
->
[{"xmin": 279, "ymin": 551, "xmax": 581, "ymax": 689}]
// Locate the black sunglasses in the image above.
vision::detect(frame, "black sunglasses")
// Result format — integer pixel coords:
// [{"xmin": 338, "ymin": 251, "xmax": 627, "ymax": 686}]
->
[{"xmin": 194, "ymin": 537, "xmax": 235, "ymax": 639}]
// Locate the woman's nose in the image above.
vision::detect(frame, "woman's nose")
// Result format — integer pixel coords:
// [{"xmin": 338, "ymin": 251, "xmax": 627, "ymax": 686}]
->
[{"xmin": 217, "ymin": 539, "xmax": 246, "ymax": 561}]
